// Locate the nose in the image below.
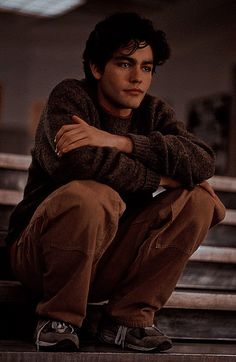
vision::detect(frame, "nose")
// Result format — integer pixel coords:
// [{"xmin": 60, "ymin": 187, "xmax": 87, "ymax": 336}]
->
[{"xmin": 129, "ymin": 66, "xmax": 142, "ymax": 84}]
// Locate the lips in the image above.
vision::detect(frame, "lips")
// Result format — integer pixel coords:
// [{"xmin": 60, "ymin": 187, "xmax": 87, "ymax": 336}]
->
[{"xmin": 124, "ymin": 89, "xmax": 143, "ymax": 94}]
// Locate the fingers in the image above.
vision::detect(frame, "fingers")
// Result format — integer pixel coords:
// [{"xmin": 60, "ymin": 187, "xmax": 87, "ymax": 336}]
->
[
  {"xmin": 55, "ymin": 115, "xmax": 88, "ymax": 143},
  {"xmin": 57, "ymin": 138, "xmax": 89, "ymax": 155},
  {"xmin": 55, "ymin": 124, "xmax": 79, "ymax": 143},
  {"xmin": 55, "ymin": 128, "xmax": 88, "ymax": 156},
  {"xmin": 199, "ymin": 180, "xmax": 217, "ymax": 198}
]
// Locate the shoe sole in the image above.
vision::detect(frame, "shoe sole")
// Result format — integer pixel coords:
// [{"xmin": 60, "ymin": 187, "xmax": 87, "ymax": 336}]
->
[
  {"xmin": 99, "ymin": 335, "xmax": 172, "ymax": 352},
  {"xmin": 126, "ymin": 339, "xmax": 172, "ymax": 352},
  {"xmin": 37, "ymin": 339, "xmax": 79, "ymax": 352}
]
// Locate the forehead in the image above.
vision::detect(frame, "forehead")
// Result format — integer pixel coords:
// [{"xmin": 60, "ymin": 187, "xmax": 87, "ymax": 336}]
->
[{"xmin": 113, "ymin": 44, "xmax": 153, "ymax": 61}]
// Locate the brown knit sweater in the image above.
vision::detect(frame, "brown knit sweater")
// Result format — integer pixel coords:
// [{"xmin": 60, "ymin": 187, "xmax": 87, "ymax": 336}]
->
[{"xmin": 6, "ymin": 78, "xmax": 215, "ymax": 245}]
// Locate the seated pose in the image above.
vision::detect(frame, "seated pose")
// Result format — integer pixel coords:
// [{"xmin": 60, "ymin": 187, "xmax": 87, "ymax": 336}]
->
[{"xmin": 6, "ymin": 12, "xmax": 225, "ymax": 352}]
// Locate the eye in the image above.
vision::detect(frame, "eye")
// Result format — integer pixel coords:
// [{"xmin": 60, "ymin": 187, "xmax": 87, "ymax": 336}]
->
[
  {"xmin": 142, "ymin": 66, "xmax": 153, "ymax": 73},
  {"xmin": 118, "ymin": 62, "xmax": 131, "ymax": 68}
]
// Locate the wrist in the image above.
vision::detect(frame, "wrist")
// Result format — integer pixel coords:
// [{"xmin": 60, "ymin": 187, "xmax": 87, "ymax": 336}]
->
[{"xmin": 112, "ymin": 135, "xmax": 133, "ymax": 153}]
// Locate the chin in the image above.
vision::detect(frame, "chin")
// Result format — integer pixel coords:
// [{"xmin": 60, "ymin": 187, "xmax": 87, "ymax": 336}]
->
[{"xmin": 124, "ymin": 100, "xmax": 143, "ymax": 109}]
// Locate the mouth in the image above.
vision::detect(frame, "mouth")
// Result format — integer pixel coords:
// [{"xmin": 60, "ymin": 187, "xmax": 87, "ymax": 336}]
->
[{"xmin": 124, "ymin": 89, "xmax": 144, "ymax": 95}]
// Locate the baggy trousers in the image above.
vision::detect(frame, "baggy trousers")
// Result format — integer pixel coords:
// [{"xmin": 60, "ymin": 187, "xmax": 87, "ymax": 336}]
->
[{"xmin": 10, "ymin": 180, "xmax": 226, "ymax": 328}]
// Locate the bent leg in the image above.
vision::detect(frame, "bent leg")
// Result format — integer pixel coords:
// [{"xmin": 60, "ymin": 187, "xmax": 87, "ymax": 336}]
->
[
  {"xmin": 90, "ymin": 186, "xmax": 226, "ymax": 327},
  {"xmin": 11, "ymin": 180, "xmax": 125, "ymax": 327}
]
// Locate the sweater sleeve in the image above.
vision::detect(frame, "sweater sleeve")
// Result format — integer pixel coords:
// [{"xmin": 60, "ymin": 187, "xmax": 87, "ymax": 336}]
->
[
  {"xmin": 127, "ymin": 100, "xmax": 215, "ymax": 188},
  {"xmin": 35, "ymin": 79, "xmax": 160, "ymax": 194}
]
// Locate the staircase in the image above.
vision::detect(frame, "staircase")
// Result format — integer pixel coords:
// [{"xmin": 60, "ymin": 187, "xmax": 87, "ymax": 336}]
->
[{"xmin": 0, "ymin": 152, "xmax": 236, "ymax": 361}]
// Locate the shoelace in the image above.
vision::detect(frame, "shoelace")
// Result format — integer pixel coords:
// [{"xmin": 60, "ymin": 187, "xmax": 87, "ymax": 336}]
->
[
  {"xmin": 151, "ymin": 324, "xmax": 164, "ymax": 335},
  {"xmin": 114, "ymin": 324, "xmax": 163, "ymax": 349},
  {"xmin": 114, "ymin": 326, "xmax": 128, "ymax": 349},
  {"xmin": 51, "ymin": 321, "xmax": 74, "ymax": 334}
]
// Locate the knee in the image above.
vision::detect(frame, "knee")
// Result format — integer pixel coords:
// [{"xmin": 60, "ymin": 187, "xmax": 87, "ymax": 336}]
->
[
  {"xmin": 183, "ymin": 186, "xmax": 226, "ymax": 227},
  {"xmin": 45, "ymin": 180, "xmax": 126, "ymax": 220}
]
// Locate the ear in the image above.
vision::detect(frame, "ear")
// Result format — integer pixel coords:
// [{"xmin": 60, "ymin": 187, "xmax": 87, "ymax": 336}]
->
[{"xmin": 90, "ymin": 63, "xmax": 102, "ymax": 80}]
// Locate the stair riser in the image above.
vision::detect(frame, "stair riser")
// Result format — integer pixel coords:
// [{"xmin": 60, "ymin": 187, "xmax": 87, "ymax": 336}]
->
[
  {"xmin": 178, "ymin": 261, "xmax": 236, "ymax": 290},
  {"xmin": 216, "ymin": 191, "xmax": 236, "ymax": 209},
  {"xmin": 0, "ymin": 170, "xmax": 28, "ymax": 192},
  {"xmin": 156, "ymin": 309, "xmax": 236, "ymax": 341},
  {"xmin": 0, "ymin": 302, "xmax": 235, "ymax": 341},
  {"xmin": 204, "ymin": 224, "xmax": 236, "ymax": 248}
]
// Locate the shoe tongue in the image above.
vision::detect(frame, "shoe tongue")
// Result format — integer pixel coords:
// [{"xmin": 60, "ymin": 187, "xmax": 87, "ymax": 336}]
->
[
  {"xmin": 129, "ymin": 326, "xmax": 164, "ymax": 339},
  {"xmin": 52, "ymin": 321, "xmax": 67, "ymax": 333},
  {"xmin": 130, "ymin": 328, "xmax": 144, "ymax": 339}
]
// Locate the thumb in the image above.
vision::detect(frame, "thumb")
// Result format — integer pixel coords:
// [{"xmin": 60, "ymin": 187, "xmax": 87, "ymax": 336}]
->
[{"xmin": 72, "ymin": 115, "xmax": 88, "ymax": 125}]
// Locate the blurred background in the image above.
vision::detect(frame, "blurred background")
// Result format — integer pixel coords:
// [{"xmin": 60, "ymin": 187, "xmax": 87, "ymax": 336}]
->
[{"xmin": 0, "ymin": 0, "xmax": 235, "ymax": 175}]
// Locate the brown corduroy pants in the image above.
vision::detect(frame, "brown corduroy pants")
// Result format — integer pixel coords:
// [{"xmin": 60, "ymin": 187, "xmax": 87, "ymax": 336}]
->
[{"xmin": 10, "ymin": 180, "xmax": 225, "ymax": 328}]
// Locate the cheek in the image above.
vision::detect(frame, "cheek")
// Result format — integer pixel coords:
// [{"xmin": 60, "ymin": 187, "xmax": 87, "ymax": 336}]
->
[{"xmin": 145, "ymin": 75, "xmax": 152, "ymax": 89}]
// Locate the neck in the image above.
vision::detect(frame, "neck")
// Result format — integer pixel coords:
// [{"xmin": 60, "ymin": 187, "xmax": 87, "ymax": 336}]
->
[{"xmin": 100, "ymin": 103, "xmax": 133, "ymax": 119}]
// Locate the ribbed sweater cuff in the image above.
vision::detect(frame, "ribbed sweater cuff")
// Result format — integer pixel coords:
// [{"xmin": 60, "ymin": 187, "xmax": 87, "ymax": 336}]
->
[
  {"xmin": 143, "ymin": 168, "xmax": 161, "ymax": 191},
  {"xmin": 128, "ymin": 134, "xmax": 151, "ymax": 163}
]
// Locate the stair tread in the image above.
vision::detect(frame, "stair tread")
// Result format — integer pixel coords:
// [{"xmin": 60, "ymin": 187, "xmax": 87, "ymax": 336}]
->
[
  {"xmin": 190, "ymin": 246, "xmax": 236, "ymax": 263},
  {"xmin": 208, "ymin": 176, "xmax": 236, "ymax": 192},
  {"xmin": 0, "ymin": 153, "xmax": 31, "ymax": 170},
  {"xmin": 0, "ymin": 340, "xmax": 236, "ymax": 361},
  {"xmin": 1, "ymin": 281, "xmax": 235, "ymax": 310}
]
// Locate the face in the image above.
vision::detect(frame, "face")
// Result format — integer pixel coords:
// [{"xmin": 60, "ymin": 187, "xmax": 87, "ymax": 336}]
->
[{"xmin": 91, "ymin": 44, "xmax": 154, "ymax": 117}]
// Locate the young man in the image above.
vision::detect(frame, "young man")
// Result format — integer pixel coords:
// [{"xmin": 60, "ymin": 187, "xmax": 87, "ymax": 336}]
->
[{"xmin": 7, "ymin": 12, "xmax": 225, "ymax": 352}]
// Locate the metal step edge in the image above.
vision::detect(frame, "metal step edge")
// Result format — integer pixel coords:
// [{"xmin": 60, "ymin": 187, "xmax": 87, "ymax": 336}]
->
[
  {"xmin": 166, "ymin": 290, "xmax": 236, "ymax": 311},
  {"xmin": 0, "ymin": 350, "xmax": 235, "ymax": 362},
  {"xmin": 190, "ymin": 246, "xmax": 236, "ymax": 264},
  {"xmin": 222, "ymin": 209, "xmax": 236, "ymax": 225},
  {"xmin": 0, "ymin": 153, "xmax": 31, "ymax": 170},
  {"xmin": 0, "ymin": 281, "xmax": 235, "ymax": 311},
  {"xmin": 176, "ymin": 283, "xmax": 236, "ymax": 291},
  {"xmin": 208, "ymin": 176, "xmax": 236, "ymax": 192},
  {"xmin": 0, "ymin": 189, "xmax": 23, "ymax": 205}
]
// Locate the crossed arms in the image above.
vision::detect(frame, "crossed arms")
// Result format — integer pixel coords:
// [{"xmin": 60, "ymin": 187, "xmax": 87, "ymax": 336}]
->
[
  {"xmin": 35, "ymin": 79, "xmax": 216, "ymax": 195},
  {"xmin": 54, "ymin": 114, "xmax": 181, "ymax": 189}
]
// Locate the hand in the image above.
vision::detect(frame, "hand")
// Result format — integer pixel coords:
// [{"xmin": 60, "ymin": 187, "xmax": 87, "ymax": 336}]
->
[
  {"xmin": 55, "ymin": 115, "xmax": 116, "ymax": 156},
  {"xmin": 55, "ymin": 115, "xmax": 133, "ymax": 156},
  {"xmin": 198, "ymin": 180, "xmax": 217, "ymax": 198},
  {"xmin": 159, "ymin": 176, "xmax": 182, "ymax": 189}
]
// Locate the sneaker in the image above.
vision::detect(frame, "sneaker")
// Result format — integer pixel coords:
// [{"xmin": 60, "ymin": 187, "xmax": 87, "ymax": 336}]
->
[
  {"xmin": 34, "ymin": 319, "xmax": 80, "ymax": 351},
  {"xmin": 99, "ymin": 320, "xmax": 172, "ymax": 352}
]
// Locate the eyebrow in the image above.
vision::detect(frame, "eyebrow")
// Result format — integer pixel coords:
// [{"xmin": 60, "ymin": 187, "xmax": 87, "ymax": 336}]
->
[{"xmin": 113, "ymin": 55, "xmax": 153, "ymax": 65}]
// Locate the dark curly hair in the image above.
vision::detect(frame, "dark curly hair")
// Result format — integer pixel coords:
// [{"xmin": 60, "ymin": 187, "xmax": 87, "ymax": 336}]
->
[{"xmin": 83, "ymin": 12, "xmax": 170, "ymax": 83}]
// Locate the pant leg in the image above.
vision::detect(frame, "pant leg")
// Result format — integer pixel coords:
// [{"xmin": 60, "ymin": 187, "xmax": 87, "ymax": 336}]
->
[
  {"xmin": 10, "ymin": 180, "xmax": 125, "ymax": 327},
  {"xmin": 89, "ymin": 186, "xmax": 226, "ymax": 327}
]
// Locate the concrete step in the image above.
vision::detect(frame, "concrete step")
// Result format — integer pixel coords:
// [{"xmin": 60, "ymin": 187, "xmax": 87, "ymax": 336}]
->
[
  {"xmin": 204, "ymin": 224, "xmax": 236, "ymax": 248},
  {"xmin": 157, "ymin": 308, "xmax": 236, "ymax": 341},
  {"xmin": 208, "ymin": 176, "xmax": 236, "ymax": 193},
  {"xmin": 0, "ymin": 152, "xmax": 31, "ymax": 170},
  {"xmin": 0, "ymin": 189, "xmax": 24, "ymax": 205},
  {"xmin": 1, "ymin": 280, "xmax": 235, "ymax": 311},
  {"xmin": 190, "ymin": 246, "xmax": 236, "ymax": 263},
  {"xmin": 178, "ymin": 261, "xmax": 236, "ymax": 290},
  {"xmin": 166, "ymin": 289, "xmax": 236, "ymax": 311},
  {"xmin": 0, "ymin": 340, "xmax": 236, "ymax": 362},
  {"xmin": 0, "ymin": 281, "xmax": 236, "ymax": 341}
]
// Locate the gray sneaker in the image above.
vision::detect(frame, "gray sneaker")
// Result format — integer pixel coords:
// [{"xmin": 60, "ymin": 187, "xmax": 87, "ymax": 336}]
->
[
  {"xmin": 99, "ymin": 320, "xmax": 172, "ymax": 352},
  {"xmin": 35, "ymin": 319, "xmax": 80, "ymax": 351}
]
